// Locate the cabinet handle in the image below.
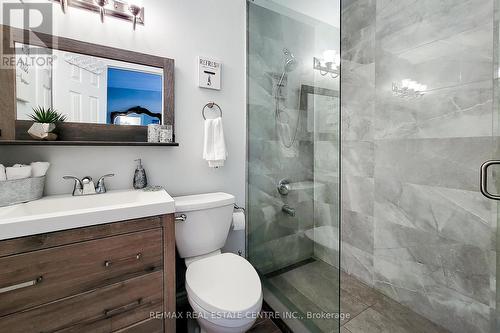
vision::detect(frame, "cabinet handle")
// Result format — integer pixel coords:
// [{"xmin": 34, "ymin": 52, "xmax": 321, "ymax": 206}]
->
[
  {"xmin": 39, "ymin": 298, "xmax": 144, "ymax": 333},
  {"xmin": 0, "ymin": 276, "xmax": 43, "ymax": 294},
  {"xmin": 104, "ymin": 298, "xmax": 143, "ymax": 317},
  {"xmin": 104, "ymin": 253, "xmax": 142, "ymax": 268}
]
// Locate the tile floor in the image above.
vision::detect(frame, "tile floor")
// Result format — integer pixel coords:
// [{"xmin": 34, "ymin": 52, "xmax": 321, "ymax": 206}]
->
[
  {"xmin": 248, "ymin": 315, "xmax": 283, "ymax": 333},
  {"xmin": 266, "ymin": 260, "xmax": 450, "ymax": 333}
]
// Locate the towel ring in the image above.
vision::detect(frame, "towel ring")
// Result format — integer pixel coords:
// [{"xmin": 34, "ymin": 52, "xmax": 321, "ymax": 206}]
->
[{"xmin": 202, "ymin": 102, "xmax": 222, "ymax": 120}]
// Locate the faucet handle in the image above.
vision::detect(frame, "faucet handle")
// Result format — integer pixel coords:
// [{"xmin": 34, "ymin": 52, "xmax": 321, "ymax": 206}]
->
[
  {"xmin": 63, "ymin": 176, "xmax": 82, "ymax": 186},
  {"xmin": 96, "ymin": 174, "xmax": 115, "ymax": 194},
  {"xmin": 63, "ymin": 176, "xmax": 83, "ymax": 196},
  {"xmin": 98, "ymin": 174, "xmax": 115, "ymax": 184}
]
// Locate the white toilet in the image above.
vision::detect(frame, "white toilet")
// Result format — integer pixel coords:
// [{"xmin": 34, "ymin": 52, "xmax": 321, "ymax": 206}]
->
[{"xmin": 174, "ymin": 192, "xmax": 263, "ymax": 333}]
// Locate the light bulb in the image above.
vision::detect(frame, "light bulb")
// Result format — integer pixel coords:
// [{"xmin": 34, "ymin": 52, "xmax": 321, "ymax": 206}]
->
[
  {"xmin": 401, "ymin": 79, "xmax": 411, "ymax": 89},
  {"xmin": 334, "ymin": 53, "xmax": 340, "ymax": 67},
  {"xmin": 128, "ymin": 0, "xmax": 143, "ymax": 30},
  {"xmin": 322, "ymin": 50, "xmax": 337, "ymax": 64}
]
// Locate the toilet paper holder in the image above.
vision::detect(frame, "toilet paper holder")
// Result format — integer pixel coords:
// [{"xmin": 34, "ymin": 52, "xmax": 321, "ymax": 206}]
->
[
  {"xmin": 234, "ymin": 204, "xmax": 245, "ymax": 211},
  {"xmin": 232, "ymin": 205, "xmax": 246, "ymax": 231}
]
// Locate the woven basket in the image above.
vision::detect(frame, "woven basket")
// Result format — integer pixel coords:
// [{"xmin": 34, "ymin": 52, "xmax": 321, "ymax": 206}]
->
[{"xmin": 0, "ymin": 176, "xmax": 45, "ymax": 207}]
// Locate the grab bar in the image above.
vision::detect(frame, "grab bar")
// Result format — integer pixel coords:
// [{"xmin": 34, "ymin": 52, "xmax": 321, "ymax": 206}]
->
[{"xmin": 480, "ymin": 160, "xmax": 500, "ymax": 200}]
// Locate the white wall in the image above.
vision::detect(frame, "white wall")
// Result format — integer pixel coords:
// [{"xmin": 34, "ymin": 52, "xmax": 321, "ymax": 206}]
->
[{"xmin": 0, "ymin": 0, "xmax": 247, "ymax": 207}]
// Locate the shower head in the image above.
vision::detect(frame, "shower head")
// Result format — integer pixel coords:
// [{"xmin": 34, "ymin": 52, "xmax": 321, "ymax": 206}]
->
[
  {"xmin": 283, "ymin": 48, "xmax": 298, "ymax": 72},
  {"xmin": 276, "ymin": 48, "xmax": 298, "ymax": 88},
  {"xmin": 284, "ymin": 57, "xmax": 298, "ymax": 72}
]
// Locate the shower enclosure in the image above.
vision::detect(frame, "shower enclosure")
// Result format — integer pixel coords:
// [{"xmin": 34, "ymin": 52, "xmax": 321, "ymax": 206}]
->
[
  {"xmin": 247, "ymin": 1, "xmax": 341, "ymax": 331},
  {"xmin": 247, "ymin": 0, "xmax": 500, "ymax": 332}
]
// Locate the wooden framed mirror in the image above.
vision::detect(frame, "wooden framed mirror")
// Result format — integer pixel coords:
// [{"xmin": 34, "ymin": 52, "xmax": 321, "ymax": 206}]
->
[{"xmin": 0, "ymin": 25, "xmax": 176, "ymax": 146}]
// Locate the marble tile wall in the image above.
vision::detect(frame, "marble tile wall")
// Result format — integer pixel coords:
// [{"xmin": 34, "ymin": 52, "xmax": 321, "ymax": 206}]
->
[
  {"xmin": 247, "ymin": 3, "xmax": 317, "ymax": 274},
  {"xmin": 340, "ymin": 0, "xmax": 377, "ymax": 287},
  {"xmin": 247, "ymin": 1, "xmax": 342, "ymax": 279},
  {"xmin": 341, "ymin": 0, "xmax": 497, "ymax": 332}
]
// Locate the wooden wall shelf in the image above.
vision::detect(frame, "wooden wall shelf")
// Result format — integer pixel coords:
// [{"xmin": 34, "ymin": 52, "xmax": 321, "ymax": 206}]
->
[{"xmin": 0, "ymin": 140, "xmax": 179, "ymax": 147}]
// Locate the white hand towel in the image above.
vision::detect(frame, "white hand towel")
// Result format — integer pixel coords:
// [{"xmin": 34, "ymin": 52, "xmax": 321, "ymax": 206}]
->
[
  {"xmin": 0, "ymin": 164, "xmax": 6, "ymax": 181},
  {"xmin": 203, "ymin": 117, "xmax": 227, "ymax": 168},
  {"xmin": 31, "ymin": 162, "xmax": 50, "ymax": 177},
  {"xmin": 6, "ymin": 165, "xmax": 32, "ymax": 180}
]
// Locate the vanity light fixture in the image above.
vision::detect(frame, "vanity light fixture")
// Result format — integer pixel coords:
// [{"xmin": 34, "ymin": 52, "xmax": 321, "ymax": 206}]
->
[
  {"xmin": 313, "ymin": 50, "xmax": 340, "ymax": 79},
  {"xmin": 52, "ymin": 0, "xmax": 145, "ymax": 28},
  {"xmin": 392, "ymin": 79, "xmax": 427, "ymax": 98},
  {"xmin": 128, "ymin": 0, "xmax": 143, "ymax": 30}
]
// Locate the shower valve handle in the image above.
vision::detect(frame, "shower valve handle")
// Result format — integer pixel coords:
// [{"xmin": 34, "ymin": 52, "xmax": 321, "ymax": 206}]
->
[{"xmin": 277, "ymin": 179, "xmax": 291, "ymax": 196}]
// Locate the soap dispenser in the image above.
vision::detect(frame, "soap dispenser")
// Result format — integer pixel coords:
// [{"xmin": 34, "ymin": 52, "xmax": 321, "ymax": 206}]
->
[{"xmin": 133, "ymin": 159, "xmax": 148, "ymax": 189}]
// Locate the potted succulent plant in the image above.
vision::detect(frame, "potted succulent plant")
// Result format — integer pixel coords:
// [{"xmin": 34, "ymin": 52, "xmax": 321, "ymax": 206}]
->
[{"xmin": 27, "ymin": 106, "xmax": 67, "ymax": 141}]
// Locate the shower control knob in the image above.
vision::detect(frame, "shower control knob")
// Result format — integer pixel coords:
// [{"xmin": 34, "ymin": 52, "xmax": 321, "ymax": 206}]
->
[
  {"xmin": 277, "ymin": 179, "xmax": 291, "ymax": 196},
  {"xmin": 282, "ymin": 205, "xmax": 296, "ymax": 217}
]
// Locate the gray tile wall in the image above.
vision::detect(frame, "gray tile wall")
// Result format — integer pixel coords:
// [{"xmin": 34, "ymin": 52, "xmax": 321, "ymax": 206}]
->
[
  {"xmin": 247, "ymin": 3, "xmax": 317, "ymax": 274},
  {"xmin": 341, "ymin": 0, "xmax": 497, "ymax": 332},
  {"xmin": 340, "ymin": 0, "xmax": 377, "ymax": 288},
  {"xmin": 247, "ymin": 2, "xmax": 341, "ymax": 275}
]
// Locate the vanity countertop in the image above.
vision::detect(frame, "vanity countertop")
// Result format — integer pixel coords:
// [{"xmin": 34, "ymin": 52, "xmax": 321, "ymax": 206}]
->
[{"xmin": 0, "ymin": 189, "xmax": 175, "ymax": 240}]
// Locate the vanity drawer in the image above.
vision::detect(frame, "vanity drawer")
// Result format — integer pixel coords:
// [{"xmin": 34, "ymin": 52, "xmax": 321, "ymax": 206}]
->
[
  {"xmin": 115, "ymin": 318, "xmax": 163, "ymax": 333},
  {"xmin": 0, "ymin": 216, "xmax": 162, "ymax": 258},
  {"xmin": 0, "ymin": 271, "xmax": 163, "ymax": 333},
  {"xmin": 0, "ymin": 228, "xmax": 163, "ymax": 316}
]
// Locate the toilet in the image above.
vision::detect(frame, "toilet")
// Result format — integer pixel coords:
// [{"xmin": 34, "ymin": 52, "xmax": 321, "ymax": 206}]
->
[{"xmin": 174, "ymin": 192, "xmax": 262, "ymax": 333}]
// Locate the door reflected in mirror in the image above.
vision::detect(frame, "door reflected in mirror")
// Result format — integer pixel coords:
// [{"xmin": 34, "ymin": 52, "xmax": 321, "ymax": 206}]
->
[{"xmin": 15, "ymin": 43, "xmax": 164, "ymax": 126}]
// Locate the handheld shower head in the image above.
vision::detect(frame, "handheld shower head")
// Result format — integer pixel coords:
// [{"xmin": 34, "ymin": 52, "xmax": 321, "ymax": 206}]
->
[
  {"xmin": 274, "ymin": 48, "xmax": 301, "ymax": 149},
  {"xmin": 282, "ymin": 48, "xmax": 298, "ymax": 72},
  {"xmin": 277, "ymin": 48, "xmax": 298, "ymax": 87}
]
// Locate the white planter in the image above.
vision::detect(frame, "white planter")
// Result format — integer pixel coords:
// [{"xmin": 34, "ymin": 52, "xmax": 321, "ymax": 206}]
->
[{"xmin": 28, "ymin": 122, "xmax": 58, "ymax": 141}]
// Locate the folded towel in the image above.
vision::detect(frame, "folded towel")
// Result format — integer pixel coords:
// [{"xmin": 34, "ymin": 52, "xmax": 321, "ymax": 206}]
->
[
  {"xmin": 31, "ymin": 162, "xmax": 50, "ymax": 177},
  {"xmin": 203, "ymin": 117, "xmax": 227, "ymax": 168},
  {"xmin": 6, "ymin": 165, "xmax": 32, "ymax": 180},
  {"xmin": 0, "ymin": 164, "xmax": 5, "ymax": 181}
]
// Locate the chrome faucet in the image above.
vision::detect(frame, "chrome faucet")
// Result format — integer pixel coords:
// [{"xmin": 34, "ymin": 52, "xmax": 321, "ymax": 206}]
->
[
  {"xmin": 63, "ymin": 174, "xmax": 115, "ymax": 196},
  {"xmin": 282, "ymin": 204, "xmax": 296, "ymax": 217}
]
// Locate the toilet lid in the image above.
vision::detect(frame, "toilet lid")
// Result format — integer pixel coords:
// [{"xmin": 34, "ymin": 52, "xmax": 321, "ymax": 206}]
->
[{"xmin": 186, "ymin": 253, "xmax": 262, "ymax": 314}]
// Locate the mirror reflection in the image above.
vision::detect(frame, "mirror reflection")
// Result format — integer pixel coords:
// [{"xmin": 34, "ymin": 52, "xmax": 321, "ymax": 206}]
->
[{"xmin": 15, "ymin": 43, "xmax": 164, "ymax": 126}]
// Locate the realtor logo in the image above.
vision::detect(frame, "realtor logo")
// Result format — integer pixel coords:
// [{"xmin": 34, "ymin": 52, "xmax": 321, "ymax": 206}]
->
[{"xmin": 1, "ymin": 2, "xmax": 53, "ymax": 56}]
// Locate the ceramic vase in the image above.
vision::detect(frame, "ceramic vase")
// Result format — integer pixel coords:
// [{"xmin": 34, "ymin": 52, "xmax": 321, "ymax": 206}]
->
[{"xmin": 28, "ymin": 123, "xmax": 58, "ymax": 141}]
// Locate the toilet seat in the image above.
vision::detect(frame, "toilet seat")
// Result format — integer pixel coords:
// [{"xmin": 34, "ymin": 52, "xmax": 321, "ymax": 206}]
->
[{"xmin": 186, "ymin": 253, "xmax": 262, "ymax": 325}]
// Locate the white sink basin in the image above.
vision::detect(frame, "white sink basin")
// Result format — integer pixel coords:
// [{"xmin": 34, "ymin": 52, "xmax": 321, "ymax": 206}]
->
[{"xmin": 0, "ymin": 189, "xmax": 175, "ymax": 240}]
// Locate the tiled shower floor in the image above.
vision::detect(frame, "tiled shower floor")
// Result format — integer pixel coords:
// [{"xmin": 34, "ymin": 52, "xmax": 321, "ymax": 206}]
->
[{"xmin": 267, "ymin": 260, "xmax": 450, "ymax": 333}]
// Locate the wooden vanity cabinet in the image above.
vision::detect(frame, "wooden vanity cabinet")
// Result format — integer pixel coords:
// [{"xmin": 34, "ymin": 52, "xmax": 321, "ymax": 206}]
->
[{"xmin": 0, "ymin": 214, "xmax": 176, "ymax": 333}]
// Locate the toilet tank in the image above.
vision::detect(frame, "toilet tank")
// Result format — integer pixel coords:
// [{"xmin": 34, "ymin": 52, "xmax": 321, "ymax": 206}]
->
[{"xmin": 174, "ymin": 192, "xmax": 235, "ymax": 259}]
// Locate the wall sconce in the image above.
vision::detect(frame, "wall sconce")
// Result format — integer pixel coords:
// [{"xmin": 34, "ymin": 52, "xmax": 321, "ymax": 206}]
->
[
  {"xmin": 53, "ymin": 0, "xmax": 145, "ymax": 29},
  {"xmin": 313, "ymin": 50, "xmax": 340, "ymax": 79},
  {"xmin": 392, "ymin": 79, "xmax": 427, "ymax": 98}
]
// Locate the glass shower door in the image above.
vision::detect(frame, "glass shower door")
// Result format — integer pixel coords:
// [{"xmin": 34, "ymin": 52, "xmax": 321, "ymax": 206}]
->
[
  {"xmin": 247, "ymin": 0, "xmax": 341, "ymax": 331},
  {"xmin": 339, "ymin": 0, "xmax": 498, "ymax": 332}
]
